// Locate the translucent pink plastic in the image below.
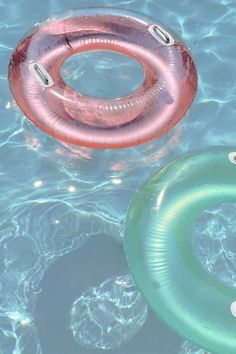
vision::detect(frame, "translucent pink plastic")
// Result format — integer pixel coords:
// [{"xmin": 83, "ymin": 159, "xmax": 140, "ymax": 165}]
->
[{"xmin": 8, "ymin": 8, "xmax": 197, "ymax": 149}]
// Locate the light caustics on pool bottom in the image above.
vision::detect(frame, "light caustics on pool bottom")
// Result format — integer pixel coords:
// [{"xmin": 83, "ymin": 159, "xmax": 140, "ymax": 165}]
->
[
  {"xmin": 1, "ymin": 149, "xmax": 235, "ymax": 354},
  {"xmin": 193, "ymin": 202, "xmax": 236, "ymax": 289},
  {"xmin": 0, "ymin": 199, "xmax": 149, "ymax": 354},
  {"xmin": 70, "ymin": 275, "xmax": 148, "ymax": 350},
  {"xmin": 179, "ymin": 341, "xmax": 211, "ymax": 354}
]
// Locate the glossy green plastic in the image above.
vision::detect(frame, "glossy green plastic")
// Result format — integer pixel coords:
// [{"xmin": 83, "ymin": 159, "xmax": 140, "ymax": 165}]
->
[{"xmin": 124, "ymin": 147, "xmax": 236, "ymax": 354}]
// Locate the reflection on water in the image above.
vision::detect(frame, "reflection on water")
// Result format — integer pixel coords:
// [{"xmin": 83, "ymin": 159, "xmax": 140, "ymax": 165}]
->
[{"xmin": 70, "ymin": 275, "xmax": 148, "ymax": 350}]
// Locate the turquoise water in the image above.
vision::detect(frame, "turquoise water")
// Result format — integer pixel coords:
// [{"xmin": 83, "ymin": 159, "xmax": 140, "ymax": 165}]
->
[{"xmin": 1, "ymin": 0, "xmax": 236, "ymax": 353}]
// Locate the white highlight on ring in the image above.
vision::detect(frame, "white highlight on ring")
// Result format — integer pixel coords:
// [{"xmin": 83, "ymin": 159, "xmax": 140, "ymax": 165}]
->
[
  {"xmin": 148, "ymin": 24, "xmax": 175, "ymax": 46},
  {"xmin": 228, "ymin": 152, "xmax": 236, "ymax": 164},
  {"xmin": 230, "ymin": 301, "xmax": 236, "ymax": 317},
  {"xmin": 29, "ymin": 62, "xmax": 54, "ymax": 88}
]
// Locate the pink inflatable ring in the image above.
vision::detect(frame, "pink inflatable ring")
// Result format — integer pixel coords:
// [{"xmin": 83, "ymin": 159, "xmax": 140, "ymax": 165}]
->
[{"xmin": 8, "ymin": 8, "xmax": 197, "ymax": 149}]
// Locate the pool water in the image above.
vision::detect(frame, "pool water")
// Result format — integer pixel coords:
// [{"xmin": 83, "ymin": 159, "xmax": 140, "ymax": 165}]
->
[{"xmin": 1, "ymin": 0, "xmax": 236, "ymax": 353}]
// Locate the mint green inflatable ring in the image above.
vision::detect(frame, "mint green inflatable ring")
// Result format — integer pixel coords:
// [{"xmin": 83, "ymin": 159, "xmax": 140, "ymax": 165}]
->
[{"xmin": 124, "ymin": 147, "xmax": 236, "ymax": 354}]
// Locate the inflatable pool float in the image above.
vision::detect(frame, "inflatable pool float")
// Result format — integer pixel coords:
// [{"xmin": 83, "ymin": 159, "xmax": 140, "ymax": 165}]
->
[
  {"xmin": 8, "ymin": 8, "xmax": 197, "ymax": 149},
  {"xmin": 125, "ymin": 147, "xmax": 236, "ymax": 354}
]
